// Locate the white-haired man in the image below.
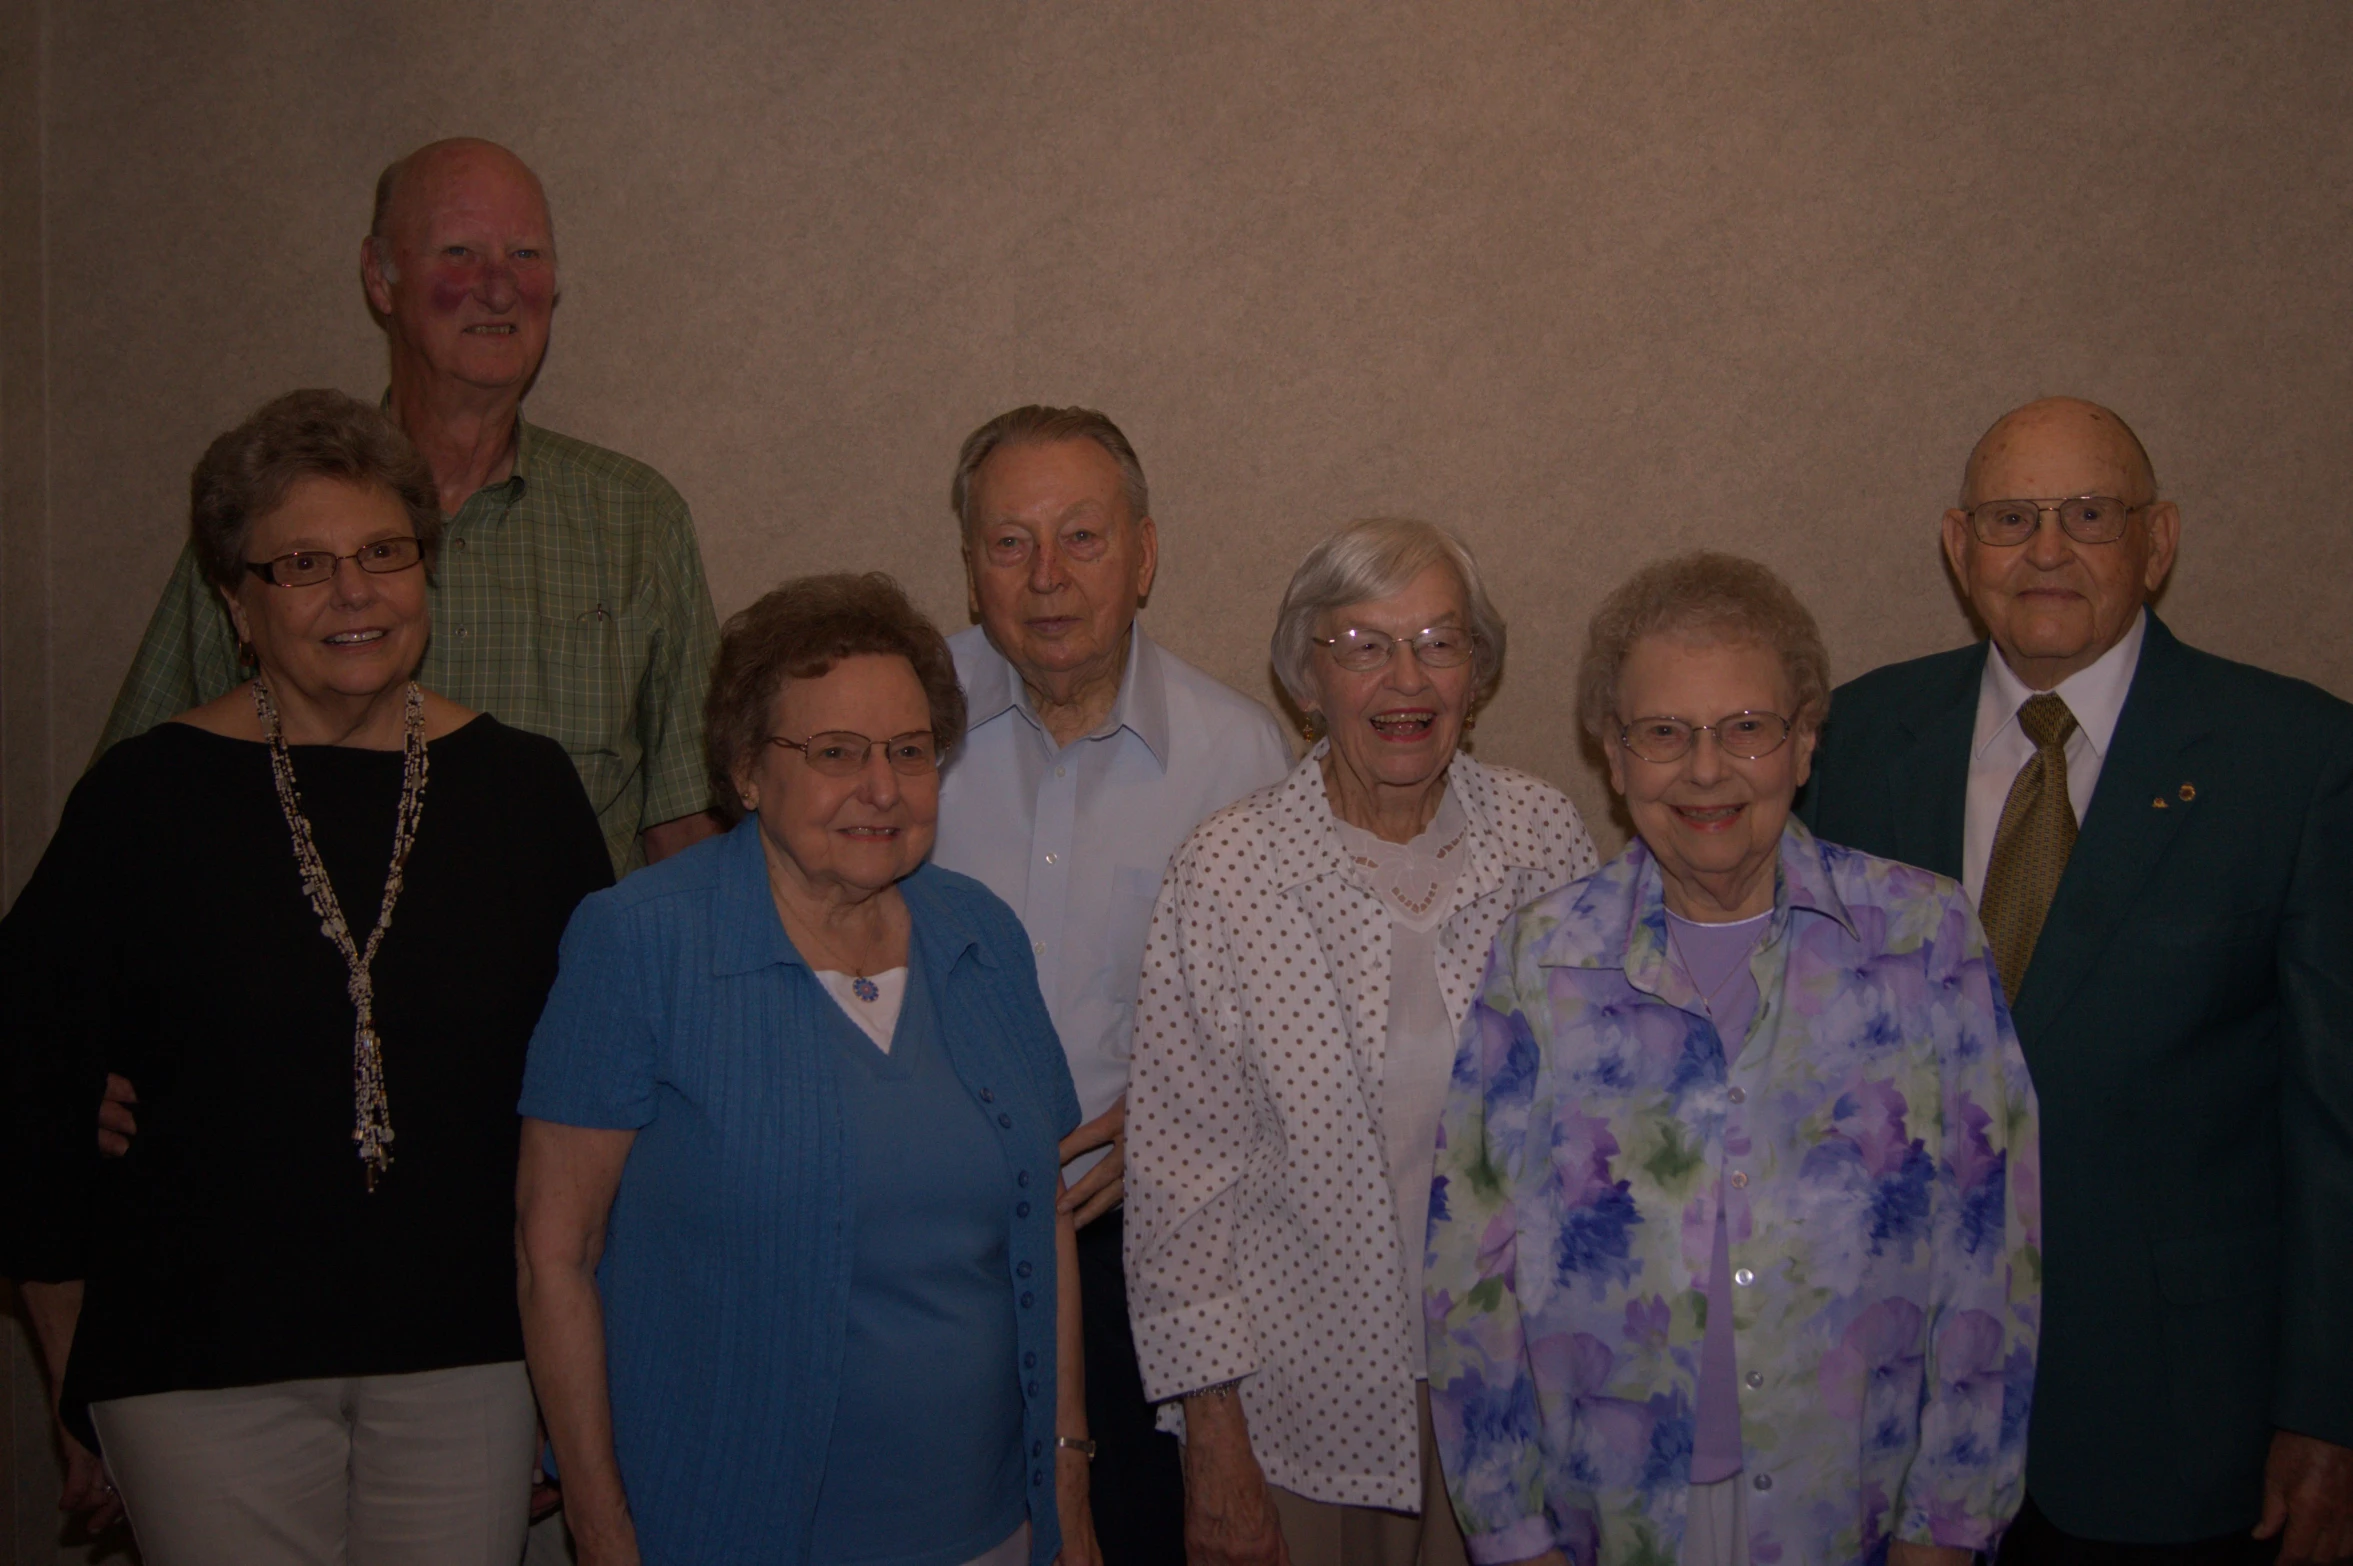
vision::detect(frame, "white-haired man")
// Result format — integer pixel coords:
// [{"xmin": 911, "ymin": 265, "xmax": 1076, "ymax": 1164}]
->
[
  {"xmin": 98, "ymin": 137, "xmax": 721, "ymax": 876},
  {"xmin": 935, "ymin": 405, "xmax": 1293, "ymax": 1565}
]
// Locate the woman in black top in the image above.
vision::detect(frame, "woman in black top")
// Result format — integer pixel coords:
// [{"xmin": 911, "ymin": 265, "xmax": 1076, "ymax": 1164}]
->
[{"xmin": 0, "ymin": 390, "xmax": 612, "ymax": 1565}]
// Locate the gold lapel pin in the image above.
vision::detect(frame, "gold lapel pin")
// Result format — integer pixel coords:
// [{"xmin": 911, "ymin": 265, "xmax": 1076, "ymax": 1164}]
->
[
  {"xmin": 2178, "ymin": 783, "xmax": 2197, "ymax": 802},
  {"xmin": 2152, "ymin": 797, "xmax": 2169, "ymax": 809}
]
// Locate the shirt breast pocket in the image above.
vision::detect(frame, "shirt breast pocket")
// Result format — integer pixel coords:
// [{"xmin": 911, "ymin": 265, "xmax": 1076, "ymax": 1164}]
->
[{"xmin": 528, "ymin": 600, "xmax": 653, "ymax": 788}]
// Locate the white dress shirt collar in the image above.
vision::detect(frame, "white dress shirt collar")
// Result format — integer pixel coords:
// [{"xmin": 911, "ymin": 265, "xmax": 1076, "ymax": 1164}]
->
[
  {"xmin": 963, "ymin": 620, "xmax": 1172, "ymax": 770},
  {"xmin": 1973, "ymin": 607, "xmax": 2147, "ymax": 764}
]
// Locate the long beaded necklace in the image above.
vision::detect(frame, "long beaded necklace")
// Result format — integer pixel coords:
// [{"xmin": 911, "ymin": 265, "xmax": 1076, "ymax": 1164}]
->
[{"xmin": 253, "ymin": 676, "xmax": 431, "ymax": 1191}]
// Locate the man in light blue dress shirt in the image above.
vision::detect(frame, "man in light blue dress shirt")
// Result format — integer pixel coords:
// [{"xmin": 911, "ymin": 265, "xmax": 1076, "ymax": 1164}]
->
[{"xmin": 934, "ymin": 406, "xmax": 1293, "ymax": 1564}]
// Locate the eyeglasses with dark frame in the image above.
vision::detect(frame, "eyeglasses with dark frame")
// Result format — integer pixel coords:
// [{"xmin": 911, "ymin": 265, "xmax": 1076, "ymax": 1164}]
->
[
  {"xmin": 244, "ymin": 536, "xmax": 426, "ymax": 588},
  {"xmin": 767, "ymin": 729, "xmax": 943, "ymax": 777},
  {"xmin": 1312, "ymin": 625, "xmax": 1476, "ymax": 673},
  {"xmin": 1963, "ymin": 495, "xmax": 2147, "ymax": 548},
  {"xmin": 1617, "ymin": 710, "xmax": 1795, "ymax": 764}
]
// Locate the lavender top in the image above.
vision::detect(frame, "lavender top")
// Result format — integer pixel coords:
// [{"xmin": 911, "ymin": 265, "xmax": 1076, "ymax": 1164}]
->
[{"xmin": 1666, "ymin": 908, "xmax": 1767, "ymax": 1485}]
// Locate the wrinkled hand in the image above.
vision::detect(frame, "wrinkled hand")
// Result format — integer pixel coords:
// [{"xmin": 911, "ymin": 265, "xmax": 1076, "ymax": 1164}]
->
[
  {"xmin": 1183, "ymin": 1430, "xmax": 1286, "ymax": 1566},
  {"xmin": 58, "ymin": 1429, "xmax": 123, "ymax": 1535},
  {"xmin": 97, "ymin": 1074, "xmax": 137, "ymax": 1158},
  {"xmin": 1057, "ymin": 1099, "xmax": 1126, "ymax": 1228},
  {"xmin": 2255, "ymin": 1429, "xmax": 2353, "ymax": 1565},
  {"xmin": 1052, "ymin": 1447, "xmax": 1101, "ymax": 1566}
]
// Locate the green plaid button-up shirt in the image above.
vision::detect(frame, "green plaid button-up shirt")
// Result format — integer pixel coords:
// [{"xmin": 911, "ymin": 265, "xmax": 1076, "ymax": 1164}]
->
[{"xmin": 97, "ymin": 419, "xmax": 721, "ymax": 875}]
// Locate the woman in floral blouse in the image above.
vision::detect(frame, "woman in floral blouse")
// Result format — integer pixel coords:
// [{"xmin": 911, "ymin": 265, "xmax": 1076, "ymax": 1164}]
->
[
  {"xmin": 1125, "ymin": 519, "xmax": 1596, "ymax": 1566},
  {"xmin": 1425, "ymin": 552, "xmax": 2040, "ymax": 1566}
]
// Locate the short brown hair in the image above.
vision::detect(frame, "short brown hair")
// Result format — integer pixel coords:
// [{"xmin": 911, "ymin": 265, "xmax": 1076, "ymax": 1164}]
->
[
  {"xmin": 189, "ymin": 389, "xmax": 441, "ymax": 593},
  {"xmin": 1577, "ymin": 552, "xmax": 1831, "ymax": 742},
  {"xmin": 949, "ymin": 405, "xmax": 1149, "ymax": 533},
  {"xmin": 704, "ymin": 573, "xmax": 968, "ymax": 825}
]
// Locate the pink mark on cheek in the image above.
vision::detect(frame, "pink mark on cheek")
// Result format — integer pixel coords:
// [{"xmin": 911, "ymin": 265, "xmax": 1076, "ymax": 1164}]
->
[{"xmin": 427, "ymin": 265, "xmax": 478, "ymax": 315}]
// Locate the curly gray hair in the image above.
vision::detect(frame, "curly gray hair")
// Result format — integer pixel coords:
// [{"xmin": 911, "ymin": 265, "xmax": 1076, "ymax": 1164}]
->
[{"xmin": 1576, "ymin": 551, "xmax": 1830, "ymax": 743}]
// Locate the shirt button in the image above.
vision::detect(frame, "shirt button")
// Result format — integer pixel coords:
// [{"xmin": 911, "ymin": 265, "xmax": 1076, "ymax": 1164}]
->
[
  {"xmin": 452, "ymin": 536, "xmax": 468, "ymax": 551},
  {"xmin": 1044, "ymin": 852, "xmax": 1058, "ymax": 865},
  {"xmin": 998, "ymin": 1112, "xmax": 1014, "ymax": 1128},
  {"xmin": 1734, "ymin": 1267, "xmax": 1756, "ymax": 1287},
  {"xmin": 454, "ymin": 626, "xmax": 469, "ymax": 639},
  {"xmin": 1026, "ymin": 1379, "xmax": 1039, "ymax": 1398},
  {"xmin": 1017, "ymin": 1201, "xmax": 1031, "ymax": 1218},
  {"xmin": 1730, "ymin": 1171, "xmax": 1748, "ymax": 1189},
  {"xmin": 1728, "ymin": 1086, "xmax": 1746, "ymax": 1104},
  {"xmin": 1017, "ymin": 1261, "xmax": 1034, "ymax": 1279},
  {"xmin": 1744, "ymin": 1370, "xmax": 1763, "ymax": 1389},
  {"xmin": 1017, "ymin": 1170, "xmax": 1030, "ymax": 1188},
  {"xmin": 1020, "ymin": 1292, "xmax": 1035, "ymax": 1308},
  {"xmin": 1034, "ymin": 941, "xmax": 1045, "ymax": 956},
  {"xmin": 1025, "ymin": 1352, "xmax": 1038, "ymax": 1369},
  {"xmin": 1752, "ymin": 1473, "xmax": 1773, "ymax": 1492},
  {"xmin": 1031, "ymin": 1439, "xmax": 1042, "ymax": 1457},
  {"xmin": 1033, "ymin": 1471, "xmax": 1044, "ymax": 1487},
  {"xmin": 1055, "ymin": 766, "xmax": 1066, "ymax": 778},
  {"xmin": 980, "ymin": 1088, "xmax": 996, "ymax": 1103}
]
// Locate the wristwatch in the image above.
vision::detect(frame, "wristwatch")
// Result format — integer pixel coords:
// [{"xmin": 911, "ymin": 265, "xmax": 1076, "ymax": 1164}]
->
[{"xmin": 1056, "ymin": 1435, "xmax": 1099, "ymax": 1459}]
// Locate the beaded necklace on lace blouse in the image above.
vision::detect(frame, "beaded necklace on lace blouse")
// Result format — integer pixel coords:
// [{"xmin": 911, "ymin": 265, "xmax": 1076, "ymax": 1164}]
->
[{"xmin": 253, "ymin": 677, "xmax": 430, "ymax": 1191}]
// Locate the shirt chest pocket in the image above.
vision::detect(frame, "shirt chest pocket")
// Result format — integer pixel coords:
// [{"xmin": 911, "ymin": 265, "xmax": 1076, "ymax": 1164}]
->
[{"xmin": 526, "ymin": 598, "xmax": 655, "ymax": 766}]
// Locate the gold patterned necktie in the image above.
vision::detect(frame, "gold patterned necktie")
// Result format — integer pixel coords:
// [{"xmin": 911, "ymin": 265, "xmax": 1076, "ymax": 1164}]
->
[{"xmin": 1980, "ymin": 692, "xmax": 2080, "ymax": 1003}]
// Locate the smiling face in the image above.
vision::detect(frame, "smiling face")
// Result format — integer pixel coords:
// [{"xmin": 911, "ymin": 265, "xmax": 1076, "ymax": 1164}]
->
[
  {"xmin": 1942, "ymin": 398, "xmax": 2179, "ymax": 690},
  {"xmin": 223, "ymin": 476, "xmax": 431, "ymax": 708},
  {"xmin": 1605, "ymin": 632, "xmax": 1816, "ymax": 921},
  {"xmin": 963, "ymin": 437, "xmax": 1158, "ymax": 706},
  {"xmin": 362, "ymin": 140, "xmax": 557, "ymax": 396},
  {"xmin": 1308, "ymin": 562, "xmax": 1477, "ymax": 829},
  {"xmin": 734, "ymin": 653, "xmax": 940, "ymax": 901}
]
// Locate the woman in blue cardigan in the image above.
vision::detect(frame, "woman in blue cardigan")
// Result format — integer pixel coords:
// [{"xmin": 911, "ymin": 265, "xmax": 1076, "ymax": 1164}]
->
[{"xmin": 518, "ymin": 573, "xmax": 1099, "ymax": 1566}]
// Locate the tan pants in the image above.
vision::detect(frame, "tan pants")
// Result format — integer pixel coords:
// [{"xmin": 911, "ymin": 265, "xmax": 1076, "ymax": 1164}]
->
[
  {"xmin": 89, "ymin": 1361, "xmax": 537, "ymax": 1566},
  {"xmin": 1270, "ymin": 1385, "xmax": 1470, "ymax": 1566}
]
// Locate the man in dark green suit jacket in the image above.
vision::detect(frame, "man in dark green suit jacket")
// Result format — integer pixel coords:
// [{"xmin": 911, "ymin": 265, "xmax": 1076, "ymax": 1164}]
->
[{"xmin": 1802, "ymin": 398, "xmax": 2353, "ymax": 1564}]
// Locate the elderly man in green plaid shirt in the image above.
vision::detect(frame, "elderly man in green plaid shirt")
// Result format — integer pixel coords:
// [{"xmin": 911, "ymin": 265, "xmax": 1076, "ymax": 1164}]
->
[{"xmin": 97, "ymin": 138, "xmax": 720, "ymax": 876}]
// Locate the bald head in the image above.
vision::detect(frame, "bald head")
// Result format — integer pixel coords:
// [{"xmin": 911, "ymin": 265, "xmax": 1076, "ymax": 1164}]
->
[
  {"xmin": 361, "ymin": 137, "xmax": 559, "ymax": 403},
  {"xmin": 1941, "ymin": 395, "xmax": 2180, "ymax": 690},
  {"xmin": 368, "ymin": 139, "xmax": 554, "ymax": 282},
  {"xmin": 1959, "ymin": 396, "xmax": 2157, "ymax": 510}
]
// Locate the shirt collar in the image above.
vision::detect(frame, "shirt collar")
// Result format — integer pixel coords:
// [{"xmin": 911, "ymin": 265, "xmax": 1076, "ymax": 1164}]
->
[
  {"xmin": 710, "ymin": 818, "xmax": 995, "ymax": 977},
  {"xmin": 712, "ymin": 816, "xmax": 798, "ymax": 975},
  {"xmin": 375, "ymin": 389, "xmax": 531, "ymax": 512},
  {"xmin": 1973, "ymin": 607, "xmax": 2146, "ymax": 762},
  {"xmin": 964, "ymin": 621, "xmax": 1170, "ymax": 769},
  {"xmin": 1265, "ymin": 742, "xmax": 1537, "ymax": 905},
  {"xmin": 1607, "ymin": 819, "xmax": 1857, "ymax": 1007}
]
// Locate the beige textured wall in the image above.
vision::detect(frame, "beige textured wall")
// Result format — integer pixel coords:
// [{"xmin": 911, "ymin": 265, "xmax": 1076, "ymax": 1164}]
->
[{"xmin": 6, "ymin": 1, "xmax": 2353, "ymax": 899}]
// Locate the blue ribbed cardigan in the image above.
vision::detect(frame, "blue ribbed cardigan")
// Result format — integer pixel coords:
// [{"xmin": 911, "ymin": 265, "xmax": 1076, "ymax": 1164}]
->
[{"xmin": 520, "ymin": 818, "xmax": 1082, "ymax": 1566}]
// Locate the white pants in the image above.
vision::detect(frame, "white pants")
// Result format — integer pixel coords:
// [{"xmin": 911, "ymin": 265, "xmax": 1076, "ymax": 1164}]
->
[
  {"xmin": 1679, "ymin": 1476, "xmax": 1749, "ymax": 1566},
  {"xmin": 90, "ymin": 1361, "xmax": 537, "ymax": 1566}
]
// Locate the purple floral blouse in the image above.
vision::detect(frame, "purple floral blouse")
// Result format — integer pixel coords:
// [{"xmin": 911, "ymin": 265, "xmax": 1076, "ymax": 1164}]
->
[{"xmin": 1425, "ymin": 822, "xmax": 2040, "ymax": 1565}]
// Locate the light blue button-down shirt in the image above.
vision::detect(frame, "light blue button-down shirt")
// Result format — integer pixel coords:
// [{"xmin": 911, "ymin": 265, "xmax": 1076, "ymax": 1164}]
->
[{"xmin": 935, "ymin": 623, "xmax": 1293, "ymax": 1152}]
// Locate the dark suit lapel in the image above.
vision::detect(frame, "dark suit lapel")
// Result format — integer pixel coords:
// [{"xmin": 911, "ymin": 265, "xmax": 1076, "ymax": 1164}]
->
[
  {"xmin": 2010, "ymin": 616, "xmax": 2210, "ymax": 1040},
  {"xmin": 1878, "ymin": 647, "xmax": 1981, "ymax": 881}
]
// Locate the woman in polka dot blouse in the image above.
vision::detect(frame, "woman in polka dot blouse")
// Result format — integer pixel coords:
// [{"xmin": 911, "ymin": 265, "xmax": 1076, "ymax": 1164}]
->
[{"xmin": 1124, "ymin": 519, "xmax": 1598, "ymax": 1566}]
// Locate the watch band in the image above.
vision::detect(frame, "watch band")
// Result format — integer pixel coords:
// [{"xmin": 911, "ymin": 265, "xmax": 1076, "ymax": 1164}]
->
[{"xmin": 1056, "ymin": 1435, "xmax": 1099, "ymax": 1459}]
